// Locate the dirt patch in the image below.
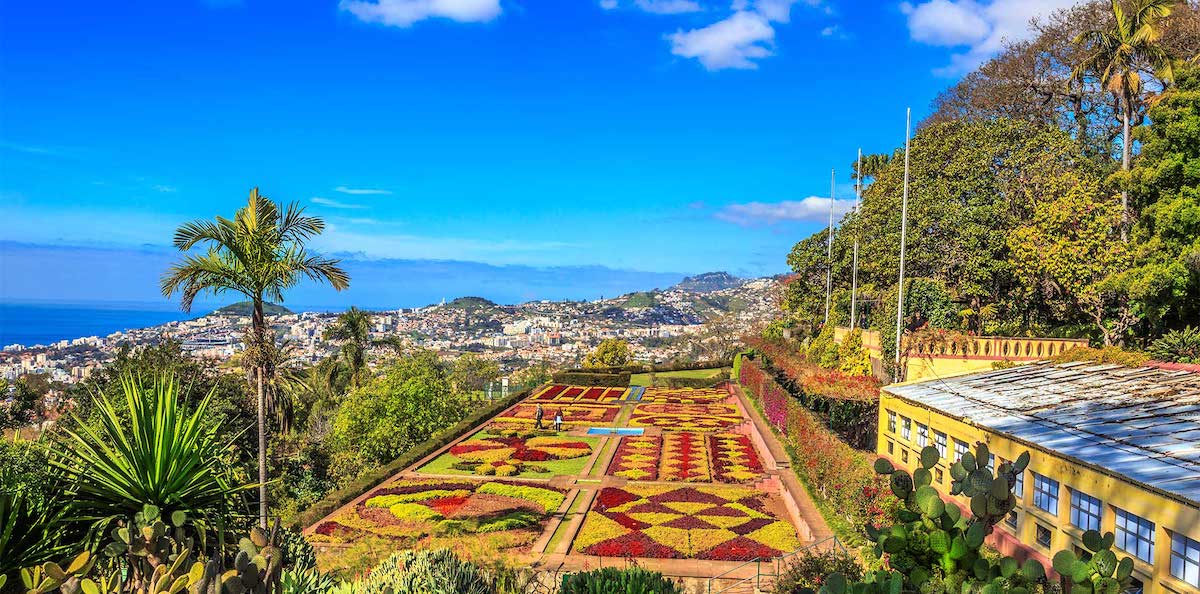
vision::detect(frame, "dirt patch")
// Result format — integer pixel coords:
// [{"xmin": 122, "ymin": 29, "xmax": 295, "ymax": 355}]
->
[{"xmin": 449, "ymin": 493, "xmax": 543, "ymax": 519}]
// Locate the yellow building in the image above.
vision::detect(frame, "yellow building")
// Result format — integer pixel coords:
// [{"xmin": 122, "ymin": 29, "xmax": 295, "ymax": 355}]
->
[{"xmin": 877, "ymin": 362, "xmax": 1200, "ymax": 594}]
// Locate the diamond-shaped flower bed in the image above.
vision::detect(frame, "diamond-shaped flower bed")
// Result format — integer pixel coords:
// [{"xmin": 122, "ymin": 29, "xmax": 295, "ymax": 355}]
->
[
  {"xmin": 527, "ymin": 384, "xmax": 628, "ymax": 403},
  {"xmin": 573, "ymin": 485, "xmax": 800, "ymax": 560},
  {"xmin": 629, "ymin": 403, "xmax": 743, "ymax": 432},
  {"xmin": 640, "ymin": 387, "xmax": 730, "ymax": 404},
  {"xmin": 310, "ymin": 479, "xmax": 566, "ymax": 547},
  {"xmin": 659, "ymin": 432, "xmax": 712, "ymax": 482}
]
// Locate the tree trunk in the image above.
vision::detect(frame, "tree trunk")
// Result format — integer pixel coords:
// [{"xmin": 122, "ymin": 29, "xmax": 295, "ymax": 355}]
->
[
  {"xmin": 1120, "ymin": 98, "xmax": 1132, "ymax": 242},
  {"xmin": 253, "ymin": 298, "xmax": 268, "ymax": 529}
]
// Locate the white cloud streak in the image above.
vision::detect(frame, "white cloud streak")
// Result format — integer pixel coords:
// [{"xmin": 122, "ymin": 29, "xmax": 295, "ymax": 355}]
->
[
  {"xmin": 312, "ymin": 197, "xmax": 367, "ymax": 209},
  {"xmin": 635, "ymin": 0, "xmax": 703, "ymax": 14},
  {"xmin": 898, "ymin": 0, "xmax": 1082, "ymax": 76},
  {"xmin": 715, "ymin": 197, "xmax": 856, "ymax": 227},
  {"xmin": 339, "ymin": 0, "xmax": 501, "ymax": 27},
  {"xmin": 334, "ymin": 186, "xmax": 393, "ymax": 195}
]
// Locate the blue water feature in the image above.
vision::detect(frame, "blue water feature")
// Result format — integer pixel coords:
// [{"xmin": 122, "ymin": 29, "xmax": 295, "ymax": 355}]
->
[
  {"xmin": 586, "ymin": 427, "xmax": 644, "ymax": 436},
  {"xmin": 626, "ymin": 386, "xmax": 646, "ymax": 401}
]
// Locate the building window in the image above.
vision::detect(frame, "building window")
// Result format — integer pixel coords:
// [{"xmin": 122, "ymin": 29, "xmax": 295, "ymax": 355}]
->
[
  {"xmin": 1114, "ymin": 508, "xmax": 1155, "ymax": 564},
  {"xmin": 1032, "ymin": 472, "xmax": 1059, "ymax": 515},
  {"xmin": 1036, "ymin": 524, "xmax": 1052, "ymax": 548},
  {"xmin": 1171, "ymin": 532, "xmax": 1200, "ymax": 587},
  {"xmin": 1070, "ymin": 490, "xmax": 1102, "ymax": 532},
  {"xmin": 917, "ymin": 423, "xmax": 929, "ymax": 447},
  {"xmin": 902, "ymin": 417, "xmax": 912, "ymax": 440},
  {"xmin": 887, "ymin": 441, "xmax": 894, "ymax": 454},
  {"xmin": 1014, "ymin": 468, "xmax": 1025, "ymax": 499},
  {"xmin": 901, "ymin": 449, "xmax": 909, "ymax": 463},
  {"xmin": 888, "ymin": 411, "xmax": 896, "ymax": 433},
  {"xmin": 934, "ymin": 431, "xmax": 947, "ymax": 458},
  {"xmin": 935, "ymin": 468, "xmax": 944, "ymax": 484},
  {"xmin": 1127, "ymin": 578, "xmax": 1144, "ymax": 594},
  {"xmin": 954, "ymin": 440, "xmax": 969, "ymax": 462},
  {"xmin": 1005, "ymin": 511, "xmax": 1018, "ymax": 530},
  {"xmin": 987, "ymin": 454, "xmax": 995, "ymax": 473}
]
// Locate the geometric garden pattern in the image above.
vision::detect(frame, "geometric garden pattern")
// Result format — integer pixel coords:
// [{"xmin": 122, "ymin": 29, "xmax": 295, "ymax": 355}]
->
[{"xmin": 573, "ymin": 484, "xmax": 800, "ymax": 560}]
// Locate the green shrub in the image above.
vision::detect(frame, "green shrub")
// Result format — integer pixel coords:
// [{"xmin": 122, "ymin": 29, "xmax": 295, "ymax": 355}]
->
[
  {"xmin": 475, "ymin": 483, "xmax": 564, "ymax": 513},
  {"xmin": 550, "ymin": 371, "xmax": 631, "ymax": 387},
  {"xmin": 1149, "ymin": 326, "xmax": 1200, "ymax": 363},
  {"xmin": 560, "ymin": 567, "xmax": 683, "ymax": 594},
  {"xmin": 1050, "ymin": 346, "xmax": 1149, "ymax": 367},
  {"xmin": 774, "ymin": 548, "xmax": 863, "ymax": 594},
  {"xmin": 345, "ymin": 549, "xmax": 508, "ymax": 594}
]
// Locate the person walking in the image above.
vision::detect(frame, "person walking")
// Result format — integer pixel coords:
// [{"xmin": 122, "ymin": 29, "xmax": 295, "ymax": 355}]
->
[
  {"xmin": 535, "ymin": 403, "xmax": 544, "ymax": 430},
  {"xmin": 554, "ymin": 409, "xmax": 563, "ymax": 432}
]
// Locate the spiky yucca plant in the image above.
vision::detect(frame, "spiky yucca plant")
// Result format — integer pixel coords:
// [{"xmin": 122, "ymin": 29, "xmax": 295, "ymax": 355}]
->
[{"xmin": 53, "ymin": 374, "xmax": 251, "ymax": 532}]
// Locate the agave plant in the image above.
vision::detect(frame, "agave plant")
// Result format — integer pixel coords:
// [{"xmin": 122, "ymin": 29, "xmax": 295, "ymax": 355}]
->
[
  {"xmin": 52, "ymin": 373, "xmax": 252, "ymax": 533},
  {"xmin": 0, "ymin": 489, "xmax": 74, "ymax": 579}
]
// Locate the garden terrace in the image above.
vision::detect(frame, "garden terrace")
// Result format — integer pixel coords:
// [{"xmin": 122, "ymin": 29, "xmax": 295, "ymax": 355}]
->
[{"xmin": 304, "ymin": 383, "xmax": 831, "ymax": 581}]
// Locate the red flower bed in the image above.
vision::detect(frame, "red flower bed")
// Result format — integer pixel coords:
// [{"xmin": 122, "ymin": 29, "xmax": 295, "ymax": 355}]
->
[
  {"xmin": 746, "ymin": 338, "xmax": 880, "ymax": 402},
  {"xmin": 314, "ymin": 522, "xmax": 342, "ymax": 536},
  {"xmin": 737, "ymin": 355, "xmax": 893, "ymax": 531},
  {"xmin": 709, "ymin": 433, "xmax": 764, "ymax": 483}
]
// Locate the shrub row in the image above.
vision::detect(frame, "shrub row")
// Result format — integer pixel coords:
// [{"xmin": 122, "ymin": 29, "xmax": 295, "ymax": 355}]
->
[
  {"xmin": 551, "ymin": 371, "xmax": 631, "ymax": 387},
  {"xmin": 563, "ymin": 358, "xmax": 733, "ymax": 376},
  {"xmin": 661, "ymin": 375, "xmax": 728, "ymax": 389},
  {"xmin": 736, "ymin": 355, "xmax": 894, "ymax": 544},
  {"xmin": 288, "ymin": 386, "xmax": 535, "ymax": 531}
]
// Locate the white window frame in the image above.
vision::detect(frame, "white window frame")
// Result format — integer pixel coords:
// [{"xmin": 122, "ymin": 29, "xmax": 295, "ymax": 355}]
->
[
  {"xmin": 1032, "ymin": 472, "xmax": 1059, "ymax": 515},
  {"xmin": 901, "ymin": 417, "xmax": 911, "ymax": 440},
  {"xmin": 917, "ymin": 423, "xmax": 929, "ymax": 447},
  {"xmin": 1114, "ymin": 508, "xmax": 1155, "ymax": 564},
  {"xmin": 1171, "ymin": 532, "xmax": 1200, "ymax": 588}
]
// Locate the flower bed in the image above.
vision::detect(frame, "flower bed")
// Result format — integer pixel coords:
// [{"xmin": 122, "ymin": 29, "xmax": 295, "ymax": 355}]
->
[
  {"xmin": 640, "ymin": 387, "xmax": 730, "ymax": 404},
  {"xmin": 490, "ymin": 402, "xmax": 620, "ymax": 430},
  {"xmin": 573, "ymin": 485, "xmax": 800, "ymax": 560},
  {"xmin": 309, "ymin": 479, "xmax": 565, "ymax": 546},
  {"xmin": 527, "ymin": 384, "xmax": 628, "ymax": 403},
  {"xmin": 737, "ymin": 356, "xmax": 894, "ymax": 539},
  {"xmin": 709, "ymin": 433, "xmax": 764, "ymax": 483},
  {"xmin": 607, "ymin": 435, "xmax": 661, "ymax": 481},
  {"xmin": 418, "ymin": 430, "xmax": 597, "ymax": 477},
  {"xmin": 629, "ymin": 403, "xmax": 743, "ymax": 432},
  {"xmin": 659, "ymin": 432, "xmax": 712, "ymax": 482},
  {"xmin": 746, "ymin": 339, "xmax": 880, "ymax": 403}
]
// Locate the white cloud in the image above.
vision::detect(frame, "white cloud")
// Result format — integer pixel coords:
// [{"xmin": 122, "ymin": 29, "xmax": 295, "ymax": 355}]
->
[
  {"xmin": 599, "ymin": 0, "xmax": 618, "ymax": 8},
  {"xmin": 668, "ymin": 11, "xmax": 775, "ymax": 70},
  {"xmin": 153, "ymin": 185, "xmax": 177, "ymax": 193},
  {"xmin": 334, "ymin": 185, "xmax": 393, "ymax": 195},
  {"xmin": 339, "ymin": 0, "xmax": 501, "ymax": 27},
  {"xmin": 899, "ymin": 0, "xmax": 1082, "ymax": 76},
  {"xmin": 635, "ymin": 0, "xmax": 703, "ymax": 14},
  {"xmin": 715, "ymin": 197, "xmax": 856, "ymax": 227},
  {"xmin": 312, "ymin": 197, "xmax": 367, "ymax": 209}
]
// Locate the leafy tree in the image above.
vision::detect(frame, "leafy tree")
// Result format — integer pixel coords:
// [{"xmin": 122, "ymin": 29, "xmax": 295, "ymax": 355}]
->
[
  {"xmin": 1121, "ymin": 63, "xmax": 1200, "ymax": 334},
  {"xmin": 1149, "ymin": 326, "xmax": 1200, "ymax": 362},
  {"xmin": 1010, "ymin": 175, "xmax": 1134, "ymax": 345},
  {"xmin": 161, "ymin": 188, "xmax": 349, "ymax": 527},
  {"xmin": 1073, "ymin": 0, "xmax": 1177, "ymax": 239},
  {"xmin": 0, "ymin": 377, "xmax": 43, "ymax": 433},
  {"xmin": 323, "ymin": 306, "xmax": 404, "ymax": 389},
  {"xmin": 584, "ymin": 339, "xmax": 632, "ymax": 368},
  {"xmin": 511, "ymin": 360, "xmax": 553, "ymax": 388},
  {"xmin": 449, "ymin": 353, "xmax": 500, "ymax": 396},
  {"xmin": 327, "ymin": 349, "xmax": 464, "ymax": 481},
  {"xmin": 0, "ymin": 438, "xmax": 74, "ymax": 578}
]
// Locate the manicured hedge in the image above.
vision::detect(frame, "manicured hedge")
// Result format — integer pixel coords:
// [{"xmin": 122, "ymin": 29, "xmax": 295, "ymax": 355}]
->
[
  {"xmin": 551, "ymin": 371, "xmax": 631, "ymax": 387},
  {"xmin": 662, "ymin": 375, "xmax": 728, "ymax": 389},
  {"xmin": 288, "ymin": 386, "xmax": 536, "ymax": 531}
]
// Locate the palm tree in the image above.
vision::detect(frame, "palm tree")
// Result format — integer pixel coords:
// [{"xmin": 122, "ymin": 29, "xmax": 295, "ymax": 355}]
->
[
  {"xmin": 161, "ymin": 188, "xmax": 349, "ymax": 527},
  {"xmin": 1073, "ymin": 0, "xmax": 1176, "ymax": 240},
  {"xmin": 323, "ymin": 306, "xmax": 403, "ymax": 388}
]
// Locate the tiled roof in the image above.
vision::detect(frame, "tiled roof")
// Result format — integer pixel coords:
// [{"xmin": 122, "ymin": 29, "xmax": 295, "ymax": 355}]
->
[{"xmin": 884, "ymin": 362, "xmax": 1200, "ymax": 507}]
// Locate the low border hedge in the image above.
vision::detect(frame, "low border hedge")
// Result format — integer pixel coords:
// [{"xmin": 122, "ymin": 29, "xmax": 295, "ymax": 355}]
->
[
  {"xmin": 550, "ymin": 371, "xmax": 631, "ymax": 387},
  {"xmin": 288, "ymin": 385, "xmax": 537, "ymax": 531}
]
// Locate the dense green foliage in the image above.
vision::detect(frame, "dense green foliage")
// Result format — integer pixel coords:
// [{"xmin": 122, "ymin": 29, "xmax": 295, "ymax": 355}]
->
[
  {"xmin": 774, "ymin": 548, "xmax": 864, "ymax": 594},
  {"xmin": 559, "ymin": 567, "xmax": 683, "ymax": 594},
  {"xmin": 584, "ymin": 338, "xmax": 632, "ymax": 368}
]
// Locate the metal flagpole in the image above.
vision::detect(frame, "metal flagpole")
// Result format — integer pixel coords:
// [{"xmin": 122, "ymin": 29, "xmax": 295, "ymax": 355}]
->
[
  {"xmin": 850, "ymin": 148, "xmax": 861, "ymax": 330},
  {"xmin": 824, "ymin": 168, "xmax": 835, "ymax": 326},
  {"xmin": 895, "ymin": 108, "xmax": 912, "ymax": 368}
]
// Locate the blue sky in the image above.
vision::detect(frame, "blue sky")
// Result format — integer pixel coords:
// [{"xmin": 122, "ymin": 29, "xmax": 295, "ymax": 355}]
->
[{"xmin": 0, "ymin": 0, "xmax": 1080, "ymax": 308}]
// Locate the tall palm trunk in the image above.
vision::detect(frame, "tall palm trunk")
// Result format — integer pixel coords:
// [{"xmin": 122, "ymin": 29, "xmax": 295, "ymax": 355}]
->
[
  {"xmin": 1120, "ymin": 95, "xmax": 1132, "ymax": 242},
  {"xmin": 253, "ymin": 298, "xmax": 268, "ymax": 528}
]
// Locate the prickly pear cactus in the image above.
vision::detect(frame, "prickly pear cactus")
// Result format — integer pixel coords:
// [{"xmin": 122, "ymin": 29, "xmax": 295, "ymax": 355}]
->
[{"xmin": 1052, "ymin": 531, "xmax": 1134, "ymax": 594}]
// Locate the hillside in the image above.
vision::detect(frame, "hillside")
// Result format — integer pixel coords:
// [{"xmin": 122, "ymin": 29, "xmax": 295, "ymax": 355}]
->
[
  {"xmin": 208, "ymin": 301, "xmax": 293, "ymax": 317},
  {"xmin": 672, "ymin": 272, "xmax": 744, "ymax": 293}
]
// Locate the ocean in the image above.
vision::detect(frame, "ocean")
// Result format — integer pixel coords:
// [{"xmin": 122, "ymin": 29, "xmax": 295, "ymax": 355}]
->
[{"xmin": 0, "ymin": 302, "xmax": 198, "ymax": 348}]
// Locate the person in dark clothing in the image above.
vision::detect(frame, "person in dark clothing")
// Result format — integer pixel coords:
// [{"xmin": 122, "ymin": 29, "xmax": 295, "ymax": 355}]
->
[
  {"xmin": 535, "ymin": 403, "xmax": 544, "ymax": 430},
  {"xmin": 554, "ymin": 409, "xmax": 563, "ymax": 432}
]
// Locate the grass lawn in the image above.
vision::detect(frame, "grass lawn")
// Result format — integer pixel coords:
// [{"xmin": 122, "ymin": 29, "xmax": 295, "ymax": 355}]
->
[
  {"xmin": 415, "ymin": 432, "xmax": 600, "ymax": 479},
  {"xmin": 630, "ymin": 367, "xmax": 730, "ymax": 386}
]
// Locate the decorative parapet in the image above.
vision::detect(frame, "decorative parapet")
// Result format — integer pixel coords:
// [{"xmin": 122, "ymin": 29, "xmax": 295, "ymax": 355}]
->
[{"xmin": 833, "ymin": 328, "xmax": 1086, "ymax": 361}]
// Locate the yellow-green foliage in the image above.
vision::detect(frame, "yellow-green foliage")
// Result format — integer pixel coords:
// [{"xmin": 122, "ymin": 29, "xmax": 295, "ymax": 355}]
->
[
  {"xmin": 837, "ymin": 329, "xmax": 872, "ymax": 376},
  {"xmin": 476, "ymin": 483, "xmax": 564, "ymax": 513},
  {"xmin": 1049, "ymin": 346, "xmax": 1149, "ymax": 367},
  {"xmin": 365, "ymin": 491, "xmax": 469, "ymax": 508}
]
